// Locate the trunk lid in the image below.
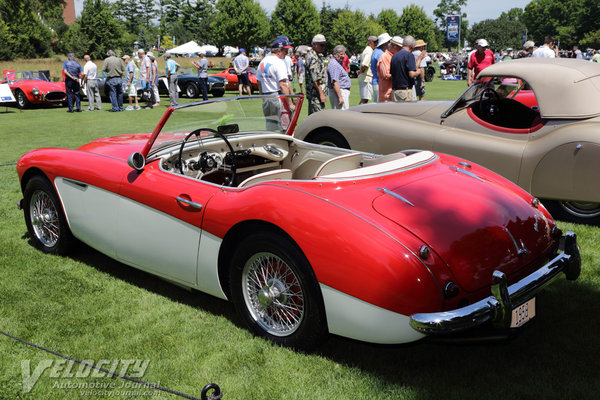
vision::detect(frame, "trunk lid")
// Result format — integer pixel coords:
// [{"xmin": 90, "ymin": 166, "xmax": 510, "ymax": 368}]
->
[{"xmin": 372, "ymin": 161, "xmax": 554, "ymax": 293}]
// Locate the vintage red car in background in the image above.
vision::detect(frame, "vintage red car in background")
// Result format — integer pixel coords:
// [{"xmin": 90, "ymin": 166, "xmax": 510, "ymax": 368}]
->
[
  {"xmin": 211, "ymin": 67, "xmax": 259, "ymax": 92},
  {"xmin": 2, "ymin": 70, "xmax": 66, "ymax": 109},
  {"xmin": 17, "ymin": 96, "xmax": 580, "ymax": 349}
]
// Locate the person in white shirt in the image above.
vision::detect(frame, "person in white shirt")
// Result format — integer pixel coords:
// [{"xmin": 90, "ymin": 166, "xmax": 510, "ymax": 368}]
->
[
  {"xmin": 233, "ymin": 48, "xmax": 251, "ymax": 96},
  {"xmin": 82, "ymin": 54, "xmax": 101, "ymax": 111},
  {"xmin": 532, "ymin": 36, "xmax": 558, "ymax": 58},
  {"xmin": 358, "ymin": 35, "xmax": 377, "ymax": 104},
  {"xmin": 256, "ymin": 35, "xmax": 295, "ymax": 131}
]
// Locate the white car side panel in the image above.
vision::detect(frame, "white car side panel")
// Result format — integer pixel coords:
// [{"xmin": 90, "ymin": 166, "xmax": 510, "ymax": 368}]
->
[
  {"xmin": 116, "ymin": 196, "xmax": 200, "ymax": 285},
  {"xmin": 197, "ymin": 231, "xmax": 227, "ymax": 300},
  {"xmin": 320, "ymin": 284, "xmax": 425, "ymax": 344},
  {"xmin": 55, "ymin": 178, "xmax": 118, "ymax": 258}
]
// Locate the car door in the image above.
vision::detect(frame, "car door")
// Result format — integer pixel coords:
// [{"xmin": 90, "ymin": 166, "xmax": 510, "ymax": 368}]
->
[
  {"xmin": 116, "ymin": 159, "xmax": 221, "ymax": 288},
  {"xmin": 433, "ymin": 111, "xmax": 528, "ymax": 184}
]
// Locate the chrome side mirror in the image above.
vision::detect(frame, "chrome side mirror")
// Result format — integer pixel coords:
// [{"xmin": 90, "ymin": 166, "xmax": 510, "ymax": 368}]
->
[{"xmin": 127, "ymin": 152, "xmax": 145, "ymax": 171}]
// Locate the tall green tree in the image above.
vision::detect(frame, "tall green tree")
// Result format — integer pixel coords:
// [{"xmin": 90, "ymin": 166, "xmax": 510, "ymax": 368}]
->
[
  {"xmin": 377, "ymin": 9, "xmax": 401, "ymax": 35},
  {"xmin": 468, "ymin": 10, "xmax": 526, "ymax": 51},
  {"xmin": 211, "ymin": 0, "xmax": 270, "ymax": 53},
  {"xmin": 271, "ymin": 0, "xmax": 320, "ymax": 46},
  {"xmin": 319, "ymin": 1, "xmax": 341, "ymax": 45},
  {"xmin": 62, "ymin": 0, "xmax": 124, "ymax": 59},
  {"xmin": 181, "ymin": 0, "xmax": 215, "ymax": 45},
  {"xmin": 398, "ymin": 4, "xmax": 438, "ymax": 51},
  {"xmin": 329, "ymin": 9, "xmax": 369, "ymax": 54},
  {"xmin": 0, "ymin": 0, "xmax": 53, "ymax": 58},
  {"xmin": 138, "ymin": 0, "xmax": 158, "ymax": 33},
  {"xmin": 114, "ymin": 0, "xmax": 142, "ymax": 35},
  {"xmin": 522, "ymin": 0, "xmax": 580, "ymax": 47}
]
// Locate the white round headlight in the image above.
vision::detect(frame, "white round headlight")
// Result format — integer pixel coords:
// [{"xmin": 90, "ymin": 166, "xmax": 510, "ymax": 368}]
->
[{"xmin": 32, "ymin": 88, "xmax": 39, "ymax": 95}]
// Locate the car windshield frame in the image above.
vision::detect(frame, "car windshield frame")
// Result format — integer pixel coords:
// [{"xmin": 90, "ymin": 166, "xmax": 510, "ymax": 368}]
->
[
  {"xmin": 144, "ymin": 95, "xmax": 304, "ymax": 160},
  {"xmin": 5, "ymin": 71, "xmax": 50, "ymax": 84},
  {"xmin": 441, "ymin": 76, "xmax": 533, "ymax": 119}
]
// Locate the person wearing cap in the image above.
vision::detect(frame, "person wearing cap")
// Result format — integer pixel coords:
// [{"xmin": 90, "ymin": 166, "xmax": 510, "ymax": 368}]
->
[
  {"xmin": 305, "ymin": 34, "xmax": 328, "ymax": 114},
  {"xmin": 233, "ymin": 48, "xmax": 251, "ymax": 96},
  {"xmin": 413, "ymin": 39, "xmax": 428, "ymax": 100},
  {"xmin": 371, "ymin": 33, "xmax": 391, "ymax": 103},
  {"xmin": 517, "ymin": 41, "xmax": 535, "ymax": 58},
  {"xmin": 124, "ymin": 55, "xmax": 141, "ymax": 110},
  {"xmin": 63, "ymin": 52, "xmax": 82, "ymax": 112},
  {"xmin": 256, "ymin": 35, "xmax": 295, "ymax": 130},
  {"xmin": 358, "ymin": 35, "xmax": 377, "ymax": 104},
  {"xmin": 327, "ymin": 44, "xmax": 351, "ymax": 110},
  {"xmin": 102, "ymin": 49, "xmax": 125, "ymax": 112},
  {"xmin": 377, "ymin": 36, "xmax": 403, "ymax": 102},
  {"xmin": 82, "ymin": 54, "xmax": 101, "ymax": 111},
  {"xmin": 164, "ymin": 53, "xmax": 179, "ymax": 107},
  {"xmin": 532, "ymin": 36, "xmax": 558, "ymax": 58},
  {"xmin": 468, "ymin": 39, "xmax": 495, "ymax": 86},
  {"xmin": 390, "ymin": 36, "xmax": 426, "ymax": 102}
]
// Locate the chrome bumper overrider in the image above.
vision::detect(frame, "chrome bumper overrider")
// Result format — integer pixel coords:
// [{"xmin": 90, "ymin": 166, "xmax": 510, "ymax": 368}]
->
[{"xmin": 410, "ymin": 231, "xmax": 580, "ymax": 335}]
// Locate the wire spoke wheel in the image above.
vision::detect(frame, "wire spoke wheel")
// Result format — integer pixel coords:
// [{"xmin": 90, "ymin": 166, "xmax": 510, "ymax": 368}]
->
[
  {"xmin": 242, "ymin": 252, "xmax": 304, "ymax": 336},
  {"xmin": 29, "ymin": 190, "xmax": 60, "ymax": 248}
]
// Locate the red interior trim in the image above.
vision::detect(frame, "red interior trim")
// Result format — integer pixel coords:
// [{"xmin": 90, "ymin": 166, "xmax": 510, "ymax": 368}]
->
[{"xmin": 467, "ymin": 106, "xmax": 546, "ymax": 134}]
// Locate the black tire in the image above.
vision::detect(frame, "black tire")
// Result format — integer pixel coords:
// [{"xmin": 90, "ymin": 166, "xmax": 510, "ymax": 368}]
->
[
  {"xmin": 211, "ymin": 89, "xmax": 225, "ymax": 98},
  {"xmin": 23, "ymin": 175, "xmax": 74, "ymax": 254},
  {"xmin": 425, "ymin": 66, "xmax": 435, "ymax": 82},
  {"xmin": 229, "ymin": 231, "xmax": 327, "ymax": 350},
  {"xmin": 544, "ymin": 199, "xmax": 600, "ymax": 225},
  {"xmin": 16, "ymin": 90, "xmax": 30, "ymax": 109},
  {"xmin": 306, "ymin": 128, "xmax": 350, "ymax": 149},
  {"xmin": 185, "ymin": 82, "xmax": 198, "ymax": 98}
]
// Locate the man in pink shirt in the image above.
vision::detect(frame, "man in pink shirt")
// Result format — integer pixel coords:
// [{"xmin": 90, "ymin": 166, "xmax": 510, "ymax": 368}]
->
[
  {"xmin": 468, "ymin": 39, "xmax": 495, "ymax": 85},
  {"xmin": 377, "ymin": 36, "xmax": 403, "ymax": 102}
]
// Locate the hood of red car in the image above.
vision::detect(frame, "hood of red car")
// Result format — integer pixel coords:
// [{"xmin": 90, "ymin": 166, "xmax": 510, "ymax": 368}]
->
[
  {"xmin": 372, "ymin": 165, "xmax": 555, "ymax": 293},
  {"xmin": 11, "ymin": 80, "xmax": 65, "ymax": 91},
  {"xmin": 78, "ymin": 133, "xmax": 153, "ymax": 159}
]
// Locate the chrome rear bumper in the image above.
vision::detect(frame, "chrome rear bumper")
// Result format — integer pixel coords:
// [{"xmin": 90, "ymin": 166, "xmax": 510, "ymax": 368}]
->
[{"xmin": 410, "ymin": 231, "xmax": 580, "ymax": 335}]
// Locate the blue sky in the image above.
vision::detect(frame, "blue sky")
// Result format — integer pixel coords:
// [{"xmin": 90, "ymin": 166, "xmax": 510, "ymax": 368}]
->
[{"xmin": 74, "ymin": 0, "xmax": 531, "ymax": 25}]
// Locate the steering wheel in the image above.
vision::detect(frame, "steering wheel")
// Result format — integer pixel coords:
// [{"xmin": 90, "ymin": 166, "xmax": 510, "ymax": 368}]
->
[
  {"xmin": 478, "ymin": 87, "xmax": 501, "ymax": 118},
  {"xmin": 178, "ymin": 127, "xmax": 238, "ymax": 186}
]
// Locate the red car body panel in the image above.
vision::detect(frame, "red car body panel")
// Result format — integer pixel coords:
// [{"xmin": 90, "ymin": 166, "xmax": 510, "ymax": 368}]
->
[
  {"xmin": 16, "ymin": 142, "xmax": 557, "ymax": 317},
  {"xmin": 212, "ymin": 68, "xmax": 259, "ymax": 91}
]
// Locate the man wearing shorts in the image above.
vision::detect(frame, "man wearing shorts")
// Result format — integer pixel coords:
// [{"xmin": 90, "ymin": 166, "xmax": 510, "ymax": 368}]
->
[
  {"xmin": 233, "ymin": 48, "xmax": 251, "ymax": 96},
  {"xmin": 358, "ymin": 35, "xmax": 377, "ymax": 104}
]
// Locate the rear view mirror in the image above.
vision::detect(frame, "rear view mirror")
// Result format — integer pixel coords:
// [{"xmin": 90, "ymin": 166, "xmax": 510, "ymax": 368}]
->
[{"xmin": 127, "ymin": 152, "xmax": 145, "ymax": 171}]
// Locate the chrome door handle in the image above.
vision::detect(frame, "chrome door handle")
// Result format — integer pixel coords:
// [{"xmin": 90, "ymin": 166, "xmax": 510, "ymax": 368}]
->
[{"xmin": 176, "ymin": 196, "xmax": 203, "ymax": 210}]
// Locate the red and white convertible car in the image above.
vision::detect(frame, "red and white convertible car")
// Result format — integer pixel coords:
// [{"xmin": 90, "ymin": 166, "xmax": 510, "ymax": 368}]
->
[
  {"xmin": 2, "ymin": 70, "xmax": 66, "ymax": 109},
  {"xmin": 17, "ymin": 96, "xmax": 580, "ymax": 349}
]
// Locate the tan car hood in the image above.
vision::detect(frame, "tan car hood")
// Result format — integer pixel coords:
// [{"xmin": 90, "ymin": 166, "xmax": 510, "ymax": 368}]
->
[{"xmin": 352, "ymin": 101, "xmax": 451, "ymax": 124}]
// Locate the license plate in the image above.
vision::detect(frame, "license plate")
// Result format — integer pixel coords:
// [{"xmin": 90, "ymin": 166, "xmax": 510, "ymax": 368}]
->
[{"xmin": 510, "ymin": 297, "xmax": 536, "ymax": 328}]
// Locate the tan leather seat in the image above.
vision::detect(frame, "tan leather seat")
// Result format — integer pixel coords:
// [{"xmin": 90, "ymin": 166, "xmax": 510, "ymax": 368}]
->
[
  {"xmin": 313, "ymin": 153, "xmax": 362, "ymax": 177},
  {"xmin": 238, "ymin": 169, "xmax": 293, "ymax": 187}
]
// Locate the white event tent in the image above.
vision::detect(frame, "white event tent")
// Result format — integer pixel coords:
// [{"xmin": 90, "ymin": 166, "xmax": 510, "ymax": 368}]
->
[{"xmin": 166, "ymin": 41, "xmax": 219, "ymax": 56}]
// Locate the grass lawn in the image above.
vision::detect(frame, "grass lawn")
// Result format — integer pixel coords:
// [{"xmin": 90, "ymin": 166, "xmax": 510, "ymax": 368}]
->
[{"xmin": 1, "ymin": 72, "xmax": 599, "ymax": 400}]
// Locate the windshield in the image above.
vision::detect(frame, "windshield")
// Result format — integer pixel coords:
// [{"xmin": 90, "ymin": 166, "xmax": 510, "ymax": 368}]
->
[
  {"xmin": 441, "ymin": 76, "xmax": 534, "ymax": 118},
  {"xmin": 4, "ymin": 71, "xmax": 50, "ymax": 83},
  {"xmin": 147, "ymin": 95, "xmax": 303, "ymax": 158}
]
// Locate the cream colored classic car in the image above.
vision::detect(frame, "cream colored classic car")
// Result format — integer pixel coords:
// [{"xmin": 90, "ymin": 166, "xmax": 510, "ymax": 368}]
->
[{"xmin": 294, "ymin": 58, "xmax": 600, "ymax": 225}]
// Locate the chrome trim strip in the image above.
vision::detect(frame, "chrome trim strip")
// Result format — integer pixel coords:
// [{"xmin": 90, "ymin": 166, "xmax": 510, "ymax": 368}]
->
[
  {"xmin": 176, "ymin": 196, "xmax": 203, "ymax": 210},
  {"xmin": 63, "ymin": 178, "xmax": 88, "ymax": 188},
  {"xmin": 449, "ymin": 166, "xmax": 485, "ymax": 182},
  {"xmin": 409, "ymin": 231, "xmax": 580, "ymax": 335},
  {"xmin": 378, "ymin": 187, "xmax": 415, "ymax": 207}
]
